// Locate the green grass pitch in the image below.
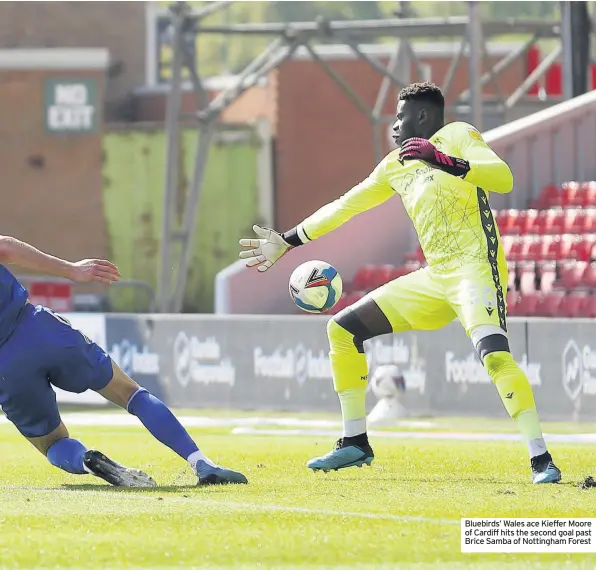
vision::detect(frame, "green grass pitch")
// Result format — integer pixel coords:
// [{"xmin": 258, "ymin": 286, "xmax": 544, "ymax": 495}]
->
[{"xmin": 0, "ymin": 412, "xmax": 595, "ymax": 570}]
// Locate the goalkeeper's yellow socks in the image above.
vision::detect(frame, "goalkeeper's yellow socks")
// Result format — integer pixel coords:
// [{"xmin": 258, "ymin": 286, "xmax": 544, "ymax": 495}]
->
[{"xmin": 484, "ymin": 351, "xmax": 547, "ymax": 458}]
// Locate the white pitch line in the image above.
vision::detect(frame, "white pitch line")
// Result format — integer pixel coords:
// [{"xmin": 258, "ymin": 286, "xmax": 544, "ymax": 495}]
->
[
  {"xmin": 4, "ymin": 486, "xmax": 457, "ymax": 526},
  {"xmin": 231, "ymin": 427, "xmax": 596, "ymax": 444},
  {"xmin": 0, "ymin": 413, "xmax": 436, "ymax": 430}
]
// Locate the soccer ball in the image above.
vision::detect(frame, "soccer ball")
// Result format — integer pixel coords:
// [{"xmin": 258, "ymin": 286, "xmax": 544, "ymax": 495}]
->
[
  {"xmin": 370, "ymin": 364, "xmax": 406, "ymax": 399},
  {"xmin": 289, "ymin": 260, "xmax": 342, "ymax": 313}
]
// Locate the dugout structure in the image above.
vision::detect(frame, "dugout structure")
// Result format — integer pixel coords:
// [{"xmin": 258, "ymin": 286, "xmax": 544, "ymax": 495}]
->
[{"xmin": 158, "ymin": 0, "xmax": 591, "ymax": 313}]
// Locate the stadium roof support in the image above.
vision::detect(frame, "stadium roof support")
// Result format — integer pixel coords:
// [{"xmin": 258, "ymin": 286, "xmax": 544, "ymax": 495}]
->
[{"xmin": 157, "ymin": 0, "xmax": 573, "ymax": 313}]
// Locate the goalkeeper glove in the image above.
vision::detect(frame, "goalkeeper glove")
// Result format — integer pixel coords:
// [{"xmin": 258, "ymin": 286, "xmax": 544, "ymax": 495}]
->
[
  {"xmin": 239, "ymin": 225, "xmax": 293, "ymax": 272},
  {"xmin": 399, "ymin": 137, "xmax": 470, "ymax": 178}
]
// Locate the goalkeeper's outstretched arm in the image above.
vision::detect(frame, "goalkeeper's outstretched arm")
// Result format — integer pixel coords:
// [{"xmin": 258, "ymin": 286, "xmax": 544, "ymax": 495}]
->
[
  {"xmin": 239, "ymin": 158, "xmax": 396, "ymax": 272},
  {"xmin": 283, "ymin": 161, "xmax": 395, "ymax": 247}
]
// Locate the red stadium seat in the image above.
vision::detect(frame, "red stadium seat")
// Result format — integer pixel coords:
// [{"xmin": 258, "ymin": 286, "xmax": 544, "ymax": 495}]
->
[
  {"xmin": 521, "ymin": 235, "xmax": 541, "ymax": 262},
  {"xmin": 535, "ymin": 291, "xmax": 565, "ymax": 317},
  {"xmin": 531, "ymin": 185, "xmax": 562, "ymax": 209},
  {"xmin": 538, "ymin": 209, "xmax": 564, "ymax": 235},
  {"xmin": 559, "ymin": 291, "xmax": 589, "ymax": 318},
  {"xmin": 390, "ymin": 265, "xmax": 414, "ymax": 280},
  {"xmin": 570, "ymin": 235, "xmax": 595, "ymax": 262},
  {"xmin": 369, "ymin": 264, "xmax": 395, "ymax": 289},
  {"xmin": 562, "ymin": 181, "xmax": 596, "ymax": 208},
  {"xmin": 534, "ymin": 235, "xmax": 561, "ymax": 261},
  {"xmin": 351, "ymin": 265, "xmax": 396, "ymax": 292},
  {"xmin": 506, "ymin": 291, "xmax": 521, "ymax": 316},
  {"xmin": 558, "ymin": 261, "xmax": 587, "ymax": 290},
  {"xmin": 582, "ymin": 294, "xmax": 596, "ymax": 318},
  {"xmin": 562, "ymin": 181, "xmax": 581, "ymax": 208},
  {"xmin": 582, "ymin": 182, "xmax": 596, "ymax": 207},
  {"xmin": 584, "ymin": 209, "xmax": 596, "ymax": 233},
  {"xmin": 563, "ymin": 209, "xmax": 586, "ymax": 234},
  {"xmin": 516, "ymin": 293, "xmax": 541, "ymax": 316},
  {"xmin": 346, "ymin": 291, "xmax": 366, "ymax": 305},
  {"xmin": 507, "ymin": 267, "xmax": 516, "ymax": 291},
  {"xmin": 509, "ymin": 237, "xmax": 525, "ymax": 262},
  {"xmin": 518, "ymin": 209, "xmax": 539, "ymax": 235},
  {"xmin": 533, "ymin": 210, "xmax": 548, "ymax": 234},
  {"xmin": 501, "ymin": 235, "xmax": 517, "ymax": 260},
  {"xmin": 537, "ymin": 263, "xmax": 557, "ymax": 293},
  {"xmin": 497, "ymin": 209, "xmax": 520, "ymax": 235},
  {"xmin": 578, "ymin": 263, "xmax": 596, "ymax": 289},
  {"xmin": 541, "ymin": 235, "xmax": 561, "ymax": 262},
  {"xmin": 518, "ymin": 265, "xmax": 536, "ymax": 294},
  {"xmin": 351, "ymin": 265, "xmax": 377, "ymax": 291},
  {"xmin": 542, "ymin": 234, "xmax": 574, "ymax": 262},
  {"xmin": 404, "ymin": 247, "xmax": 425, "ymax": 264}
]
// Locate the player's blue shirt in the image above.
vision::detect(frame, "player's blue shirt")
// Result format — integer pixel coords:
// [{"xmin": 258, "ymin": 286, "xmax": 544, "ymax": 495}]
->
[{"xmin": 0, "ymin": 264, "xmax": 28, "ymax": 346}]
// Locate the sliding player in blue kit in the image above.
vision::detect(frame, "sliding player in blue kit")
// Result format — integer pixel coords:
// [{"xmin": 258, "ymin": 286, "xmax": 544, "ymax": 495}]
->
[{"xmin": 0, "ymin": 235, "xmax": 247, "ymax": 487}]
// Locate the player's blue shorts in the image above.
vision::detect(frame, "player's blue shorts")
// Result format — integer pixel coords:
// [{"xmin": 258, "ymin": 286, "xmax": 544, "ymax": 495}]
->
[{"xmin": 0, "ymin": 303, "xmax": 113, "ymax": 438}]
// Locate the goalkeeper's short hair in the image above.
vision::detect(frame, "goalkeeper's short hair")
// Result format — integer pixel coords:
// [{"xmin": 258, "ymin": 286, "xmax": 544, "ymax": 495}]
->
[{"xmin": 398, "ymin": 82, "xmax": 445, "ymax": 111}]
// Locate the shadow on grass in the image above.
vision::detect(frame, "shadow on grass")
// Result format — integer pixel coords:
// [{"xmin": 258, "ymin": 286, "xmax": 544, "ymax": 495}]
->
[{"xmin": 60, "ymin": 484, "xmax": 209, "ymax": 494}]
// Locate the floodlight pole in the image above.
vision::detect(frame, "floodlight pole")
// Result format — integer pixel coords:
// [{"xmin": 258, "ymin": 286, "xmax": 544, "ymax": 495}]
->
[
  {"xmin": 158, "ymin": 2, "xmax": 185, "ymax": 313},
  {"xmin": 560, "ymin": 0, "xmax": 574, "ymax": 100},
  {"xmin": 159, "ymin": 1, "xmax": 237, "ymax": 313},
  {"xmin": 467, "ymin": 1, "xmax": 483, "ymax": 130}
]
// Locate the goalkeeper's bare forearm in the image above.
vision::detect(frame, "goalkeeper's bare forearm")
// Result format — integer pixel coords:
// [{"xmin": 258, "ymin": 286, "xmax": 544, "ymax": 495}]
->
[{"xmin": 0, "ymin": 235, "xmax": 120, "ymax": 284}]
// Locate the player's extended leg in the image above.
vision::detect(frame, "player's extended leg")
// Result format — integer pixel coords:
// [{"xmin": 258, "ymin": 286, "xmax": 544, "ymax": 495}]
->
[
  {"xmin": 0, "ymin": 304, "xmax": 155, "ymax": 488},
  {"xmin": 27, "ymin": 421, "xmax": 156, "ymax": 487},
  {"xmin": 450, "ymin": 262, "xmax": 560, "ymax": 484},
  {"xmin": 30, "ymin": 305, "xmax": 245, "ymax": 486},
  {"xmin": 97, "ymin": 361, "xmax": 247, "ymax": 485},
  {"xmin": 472, "ymin": 327, "xmax": 561, "ymax": 484},
  {"xmin": 448, "ymin": 257, "xmax": 562, "ymax": 484},
  {"xmin": 307, "ymin": 268, "xmax": 455, "ymax": 472},
  {"xmin": 306, "ymin": 298, "xmax": 398, "ymax": 472},
  {"xmin": 28, "ymin": 422, "xmax": 87, "ymax": 474}
]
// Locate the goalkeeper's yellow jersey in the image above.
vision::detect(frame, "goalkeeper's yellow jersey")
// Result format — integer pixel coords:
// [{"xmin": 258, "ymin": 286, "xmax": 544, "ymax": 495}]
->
[{"xmin": 297, "ymin": 121, "xmax": 514, "ymax": 274}]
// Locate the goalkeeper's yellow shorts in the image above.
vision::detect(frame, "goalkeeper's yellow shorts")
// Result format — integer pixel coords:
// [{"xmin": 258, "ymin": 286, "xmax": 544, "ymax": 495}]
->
[{"xmin": 368, "ymin": 262, "xmax": 509, "ymax": 336}]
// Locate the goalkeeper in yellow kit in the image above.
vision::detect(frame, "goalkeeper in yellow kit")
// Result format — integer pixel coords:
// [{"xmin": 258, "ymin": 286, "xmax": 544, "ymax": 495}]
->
[{"xmin": 239, "ymin": 82, "xmax": 561, "ymax": 484}]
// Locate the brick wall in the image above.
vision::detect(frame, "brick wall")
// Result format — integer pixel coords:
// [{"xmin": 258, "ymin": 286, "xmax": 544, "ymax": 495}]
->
[
  {"xmin": 0, "ymin": 1, "xmax": 146, "ymax": 118},
  {"xmin": 0, "ymin": 62, "xmax": 108, "ymax": 263}
]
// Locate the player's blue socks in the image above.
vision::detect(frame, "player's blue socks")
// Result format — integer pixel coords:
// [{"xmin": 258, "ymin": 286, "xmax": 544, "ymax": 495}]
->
[
  {"xmin": 127, "ymin": 388, "xmax": 199, "ymax": 460},
  {"xmin": 46, "ymin": 438, "xmax": 87, "ymax": 474}
]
